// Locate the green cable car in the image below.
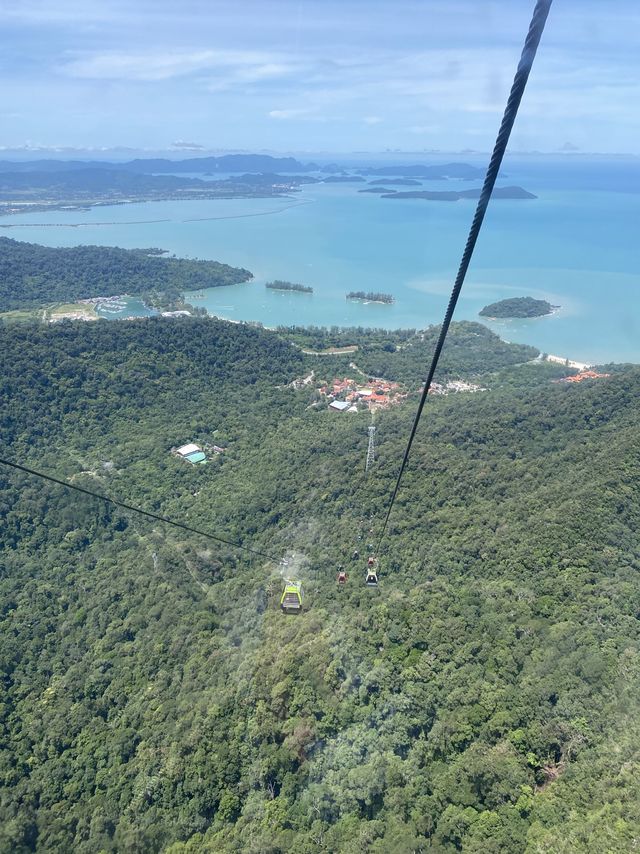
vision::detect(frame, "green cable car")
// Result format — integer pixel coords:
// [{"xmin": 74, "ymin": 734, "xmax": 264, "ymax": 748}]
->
[{"xmin": 280, "ymin": 580, "xmax": 303, "ymax": 613}]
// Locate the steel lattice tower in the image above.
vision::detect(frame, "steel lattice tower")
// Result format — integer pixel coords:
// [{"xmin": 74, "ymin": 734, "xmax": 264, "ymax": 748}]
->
[{"xmin": 366, "ymin": 425, "xmax": 376, "ymax": 472}]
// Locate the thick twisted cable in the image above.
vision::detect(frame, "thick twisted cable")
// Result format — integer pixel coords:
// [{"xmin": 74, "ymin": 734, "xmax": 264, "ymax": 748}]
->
[{"xmin": 376, "ymin": 0, "xmax": 553, "ymax": 553}]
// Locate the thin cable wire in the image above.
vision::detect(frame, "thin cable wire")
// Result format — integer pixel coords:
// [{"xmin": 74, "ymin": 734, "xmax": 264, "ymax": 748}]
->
[
  {"xmin": 0, "ymin": 458, "xmax": 281, "ymax": 564},
  {"xmin": 376, "ymin": 0, "xmax": 553, "ymax": 553}
]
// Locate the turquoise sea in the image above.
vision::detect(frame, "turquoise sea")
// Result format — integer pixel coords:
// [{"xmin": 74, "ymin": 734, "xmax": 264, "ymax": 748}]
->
[{"xmin": 1, "ymin": 155, "xmax": 638, "ymax": 364}]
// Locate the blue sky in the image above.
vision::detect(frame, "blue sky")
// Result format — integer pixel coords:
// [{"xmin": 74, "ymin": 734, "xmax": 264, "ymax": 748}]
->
[{"xmin": 1, "ymin": 0, "xmax": 638, "ymax": 156}]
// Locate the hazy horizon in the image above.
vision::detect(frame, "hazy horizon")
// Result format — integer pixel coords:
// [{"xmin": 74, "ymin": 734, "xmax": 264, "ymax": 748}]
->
[
  {"xmin": 2, "ymin": 0, "xmax": 639, "ymax": 156},
  {"xmin": 1, "ymin": 146, "xmax": 639, "ymax": 163}
]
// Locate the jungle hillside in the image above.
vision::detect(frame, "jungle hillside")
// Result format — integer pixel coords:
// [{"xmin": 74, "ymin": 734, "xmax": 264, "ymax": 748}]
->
[{"xmin": 0, "ymin": 316, "xmax": 639, "ymax": 853}]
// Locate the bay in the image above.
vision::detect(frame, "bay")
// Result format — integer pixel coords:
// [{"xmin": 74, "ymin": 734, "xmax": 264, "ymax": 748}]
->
[{"xmin": 1, "ymin": 155, "xmax": 638, "ymax": 364}]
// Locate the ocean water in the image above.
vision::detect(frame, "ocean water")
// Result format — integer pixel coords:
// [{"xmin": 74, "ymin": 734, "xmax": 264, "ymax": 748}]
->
[
  {"xmin": 1, "ymin": 155, "xmax": 638, "ymax": 364},
  {"xmin": 95, "ymin": 296, "xmax": 155, "ymax": 319}
]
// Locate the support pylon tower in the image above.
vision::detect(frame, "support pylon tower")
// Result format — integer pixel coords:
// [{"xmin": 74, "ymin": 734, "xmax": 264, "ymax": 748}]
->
[{"xmin": 366, "ymin": 425, "xmax": 376, "ymax": 472}]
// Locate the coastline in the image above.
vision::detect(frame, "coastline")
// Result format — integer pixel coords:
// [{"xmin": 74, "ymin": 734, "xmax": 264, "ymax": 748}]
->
[
  {"xmin": 2, "ymin": 174, "xmax": 639, "ymax": 363},
  {"xmin": 545, "ymin": 353, "xmax": 592, "ymax": 371},
  {"xmin": 0, "ymin": 295, "xmax": 607, "ymax": 367},
  {"xmin": 0, "ymin": 198, "xmax": 311, "ymax": 228},
  {"xmin": 0, "ymin": 191, "xmax": 299, "ymax": 220},
  {"xmin": 481, "ymin": 308, "xmax": 559, "ymax": 321},
  {"xmin": 266, "ymin": 287, "xmax": 313, "ymax": 295},
  {"xmin": 478, "ymin": 303, "xmax": 562, "ymax": 323},
  {"xmin": 346, "ymin": 297, "xmax": 395, "ymax": 305}
]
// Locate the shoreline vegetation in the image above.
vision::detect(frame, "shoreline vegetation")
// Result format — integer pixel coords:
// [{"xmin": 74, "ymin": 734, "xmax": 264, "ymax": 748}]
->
[
  {"xmin": 480, "ymin": 296, "xmax": 558, "ymax": 318},
  {"xmin": 0, "ymin": 234, "xmax": 596, "ymax": 366},
  {"xmin": 265, "ymin": 279, "xmax": 313, "ymax": 294},
  {"xmin": 346, "ymin": 290, "xmax": 394, "ymax": 304}
]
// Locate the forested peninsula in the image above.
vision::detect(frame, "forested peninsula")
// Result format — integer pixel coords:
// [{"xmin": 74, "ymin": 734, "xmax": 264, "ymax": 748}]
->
[
  {"xmin": 480, "ymin": 296, "xmax": 557, "ymax": 318},
  {"xmin": 0, "ymin": 169, "xmax": 316, "ymax": 215},
  {"xmin": 0, "ymin": 313, "xmax": 638, "ymax": 852},
  {"xmin": 0, "ymin": 237, "xmax": 251, "ymax": 311}
]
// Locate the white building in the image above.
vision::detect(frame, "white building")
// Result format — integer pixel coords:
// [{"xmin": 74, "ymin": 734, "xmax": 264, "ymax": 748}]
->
[{"xmin": 176, "ymin": 443, "xmax": 201, "ymax": 457}]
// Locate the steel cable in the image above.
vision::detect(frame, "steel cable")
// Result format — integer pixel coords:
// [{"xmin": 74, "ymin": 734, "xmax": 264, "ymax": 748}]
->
[
  {"xmin": 376, "ymin": 0, "xmax": 553, "ymax": 554},
  {"xmin": 0, "ymin": 458, "xmax": 281, "ymax": 564}
]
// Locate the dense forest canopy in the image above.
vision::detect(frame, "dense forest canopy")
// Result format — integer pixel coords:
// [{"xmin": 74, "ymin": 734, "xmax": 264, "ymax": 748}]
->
[
  {"xmin": 0, "ymin": 238, "xmax": 252, "ymax": 311},
  {"xmin": 1, "ymin": 315, "xmax": 638, "ymax": 852},
  {"xmin": 281, "ymin": 322, "xmax": 539, "ymax": 384}
]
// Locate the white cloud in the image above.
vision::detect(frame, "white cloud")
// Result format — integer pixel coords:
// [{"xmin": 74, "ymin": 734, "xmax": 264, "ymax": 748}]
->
[
  {"xmin": 59, "ymin": 49, "xmax": 296, "ymax": 83},
  {"xmin": 408, "ymin": 125, "xmax": 440, "ymax": 135},
  {"xmin": 4, "ymin": 0, "xmax": 640, "ymax": 153},
  {"xmin": 60, "ymin": 50, "xmax": 216, "ymax": 80},
  {"xmin": 268, "ymin": 108, "xmax": 311, "ymax": 120},
  {"xmin": 0, "ymin": 0, "xmax": 117, "ymax": 25},
  {"xmin": 171, "ymin": 140, "xmax": 205, "ymax": 150}
]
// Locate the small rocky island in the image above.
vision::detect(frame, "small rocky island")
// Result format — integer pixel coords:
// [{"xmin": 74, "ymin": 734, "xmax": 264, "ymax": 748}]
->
[
  {"xmin": 346, "ymin": 290, "xmax": 394, "ymax": 304},
  {"xmin": 381, "ymin": 185, "xmax": 537, "ymax": 201},
  {"xmin": 479, "ymin": 296, "xmax": 557, "ymax": 318},
  {"xmin": 266, "ymin": 280, "xmax": 313, "ymax": 294},
  {"xmin": 322, "ymin": 175, "xmax": 366, "ymax": 183},
  {"xmin": 368, "ymin": 178, "xmax": 422, "ymax": 186}
]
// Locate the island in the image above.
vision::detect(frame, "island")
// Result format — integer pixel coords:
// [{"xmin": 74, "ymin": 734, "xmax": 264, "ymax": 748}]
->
[
  {"xmin": 346, "ymin": 290, "xmax": 394, "ymax": 304},
  {"xmin": 381, "ymin": 185, "xmax": 537, "ymax": 201},
  {"xmin": 322, "ymin": 175, "xmax": 366, "ymax": 183},
  {"xmin": 479, "ymin": 296, "xmax": 558, "ymax": 318},
  {"xmin": 265, "ymin": 280, "xmax": 313, "ymax": 294},
  {"xmin": 367, "ymin": 178, "xmax": 421, "ymax": 186},
  {"xmin": 357, "ymin": 162, "xmax": 485, "ymax": 179}
]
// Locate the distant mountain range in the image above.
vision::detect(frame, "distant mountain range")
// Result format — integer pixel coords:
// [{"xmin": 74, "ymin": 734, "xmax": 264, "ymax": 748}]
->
[
  {"xmin": 0, "ymin": 155, "xmax": 489, "ymax": 181},
  {"xmin": 0, "ymin": 168, "xmax": 202, "ymax": 193},
  {"xmin": 0, "ymin": 168, "xmax": 321, "ymax": 203}
]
